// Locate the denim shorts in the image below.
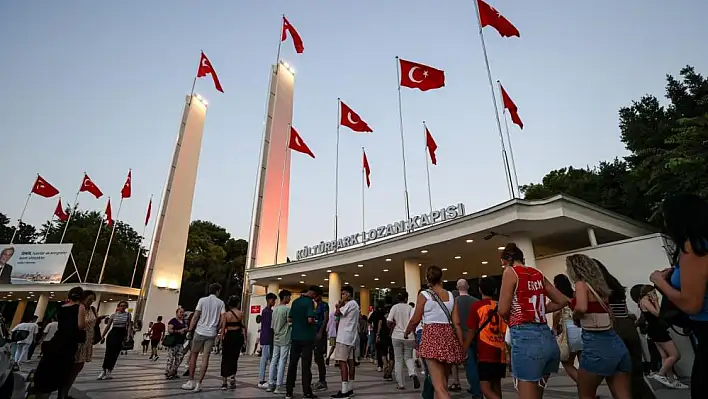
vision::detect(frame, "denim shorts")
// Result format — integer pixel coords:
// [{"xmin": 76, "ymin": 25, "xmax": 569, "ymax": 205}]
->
[
  {"xmin": 579, "ymin": 329, "xmax": 631, "ymax": 377},
  {"xmin": 510, "ymin": 323, "xmax": 560, "ymax": 382}
]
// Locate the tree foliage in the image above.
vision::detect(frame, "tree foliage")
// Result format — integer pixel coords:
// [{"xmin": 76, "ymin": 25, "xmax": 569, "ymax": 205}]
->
[
  {"xmin": 0, "ymin": 211, "xmax": 246, "ymax": 309},
  {"xmin": 522, "ymin": 66, "xmax": 708, "ymax": 225}
]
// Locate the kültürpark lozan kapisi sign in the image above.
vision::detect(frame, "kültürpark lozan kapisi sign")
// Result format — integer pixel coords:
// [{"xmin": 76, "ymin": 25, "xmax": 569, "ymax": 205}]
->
[{"xmin": 296, "ymin": 203, "xmax": 465, "ymax": 260}]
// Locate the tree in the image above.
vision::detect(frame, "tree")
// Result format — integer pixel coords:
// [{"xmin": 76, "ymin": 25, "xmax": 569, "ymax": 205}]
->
[
  {"xmin": 0, "ymin": 213, "xmax": 39, "ymax": 244},
  {"xmin": 523, "ymin": 66, "xmax": 708, "ymax": 225}
]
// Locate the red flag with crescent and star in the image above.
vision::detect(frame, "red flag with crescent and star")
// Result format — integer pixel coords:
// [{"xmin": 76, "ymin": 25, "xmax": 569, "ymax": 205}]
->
[
  {"xmin": 54, "ymin": 198, "xmax": 69, "ymax": 221},
  {"xmin": 31, "ymin": 175, "xmax": 60, "ymax": 198},
  {"xmin": 80, "ymin": 173, "xmax": 103, "ymax": 199},
  {"xmin": 121, "ymin": 170, "xmax": 132, "ymax": 199},
  {"xmin": 425, "ymin": 127, "xmax": 438, "ymax": 165},
  {"xmin": 281, "ymin": 16, "xmax": 304, "ymax": 54},
  {"xmin": 362, "ymin": 150, "xmax": 371, "ymax": 187},
  {"xmin": 197, "ymin": 51, "xmax": 224, "ymax": 93},
  {"xmin": 399, "ymin": 59, "xmax": 445, "ymax": 91},
  {"xmin": 500, "ymin": 83, "xmax": 523, "ymax": 129},
  {"xmin": 340, "ymin": 101, "xmax": 373, "ymax": 133},
  {"xmin": 105, "ymin": 199, "xmax": 113, "ymax": 227},
  {"xmin": 288, "ymin": 127, "xmax": 315, "ymax": 158},
  {"xmin": 144, "ymin": 197, "xmax": 152, "ymax": 226},
  {"xmin": 477, "ymin": 0, "xmax": 520, "ymax": 38}
]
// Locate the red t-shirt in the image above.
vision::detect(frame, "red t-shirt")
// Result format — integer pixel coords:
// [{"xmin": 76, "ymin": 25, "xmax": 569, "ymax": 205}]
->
[
  {"xmin": 509, "ymin": 265, "xmax": 547, "ymax": 327},
  {"xmin": 466, "ymin": 298, "xmax": 507, "ymax": 363},
  {"xmin": 150, "ymin": 322, "xmax": 165, "ymax": 340}
]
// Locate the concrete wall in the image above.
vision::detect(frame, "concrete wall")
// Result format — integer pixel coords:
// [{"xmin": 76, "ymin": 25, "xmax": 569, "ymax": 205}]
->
[{"xmin": 536, "ymin": 233, "xmax": 694, "ymax": 377}]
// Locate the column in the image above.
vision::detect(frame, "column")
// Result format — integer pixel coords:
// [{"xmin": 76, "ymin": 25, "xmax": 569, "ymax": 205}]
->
[
  {"xmin": 359, "ymin": 288, "xmax": 370, "ymax": 315},
  {"xmin": 11, "ymin": 299, "xmax": 27, "ymax": 328},
  {"xmin": 510, "ymin": 235, "xmax": 536, "ymax": 268},
  {"xmin": 587, "ymin": 227, "xmax": 598, "ymax": 246},
  {"xmin": 34, "ymin": 293, "xmax": 49, "ymax": 322},
  {"xmin": 328, "ymin": 272, "xmax": 341, "ymax": 304},
  {"xmin": 403, "ymin": 260, "xmax": 421, "ymax": 304},
  {"xmin": 267, "ymin": 283, "xmax": 280, "ymax": 295}
]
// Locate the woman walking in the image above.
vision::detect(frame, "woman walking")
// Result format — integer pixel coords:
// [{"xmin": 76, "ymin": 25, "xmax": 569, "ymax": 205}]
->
[
  {"xmin": 220, "ymin": 295, "xmax": 245, "ymax": 390},
  {"xmin": 388, "ymin": 291, "xmax": 420, "ymax": 390},
  {"xmin": 566, "ymin": 254, "xmax": 632, "ymax": 399},
  {"xmin": 164, "ymin": 307, "xmax": 188, "ymax": 379},
  {"xmin": 405, "ymin": 266, "xmax": 465, "ymax": 399},
  {"xmin": 60, "ymin": 290, "xmax": 97, "ymax": 398},
  {"xmin": 97, "ymin": 301, "xmax": 132, "ymax": 380},
  {"xmin": 31, "ymin": 287, "xmax": 86, "ymax": 399}
]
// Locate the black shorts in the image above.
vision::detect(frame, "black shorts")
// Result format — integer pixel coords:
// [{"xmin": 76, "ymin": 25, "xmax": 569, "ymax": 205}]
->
[
  {"xmin": 150, "ymin": 339, "xmax": 160, "ymax": 348},
  {"xmin": 478, "ymin": 362, "xmax": 506, "ymax": 381},
  {"xmin": 647, "ymin": 326, "xmax": 672, "ymax": 343}
]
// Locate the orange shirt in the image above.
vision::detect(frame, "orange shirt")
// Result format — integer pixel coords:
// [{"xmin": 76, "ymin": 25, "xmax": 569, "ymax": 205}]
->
[{"xmin": 466, "ymin": 298, "xmax": 507, "ymax": 363}]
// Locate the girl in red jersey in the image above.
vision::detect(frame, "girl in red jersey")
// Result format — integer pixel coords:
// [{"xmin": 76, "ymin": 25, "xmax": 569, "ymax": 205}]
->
[{"xmin": 498, "ymin": 243, "xmax": 569, "ymax": 399}]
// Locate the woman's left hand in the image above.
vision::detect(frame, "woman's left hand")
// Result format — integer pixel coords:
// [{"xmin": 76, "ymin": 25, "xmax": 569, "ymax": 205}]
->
[{"xmin": 650, "ymin": 268, "xmax": 671, "ymax": 285}]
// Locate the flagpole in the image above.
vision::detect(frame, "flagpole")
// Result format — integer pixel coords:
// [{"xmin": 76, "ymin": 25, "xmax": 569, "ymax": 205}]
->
[
  {"xmin": 423, "ymin": 122, "xmax": 434, "ymax": 214},
  {"xmin": 394, "ymin": 57, "xmax": 412, "ymax": 228},
  {"xmin": 498, "ymin": 81, "xmax": 520, "ymax": 197},
  {"xmin": 361, "ymin": 147, "xmax": 366, "ymax": 246},
  {"xmin": 274, "ymin": 124, "xmax": 291, "ymax": 266},
  {"xmin": 334, "ymin": 98, "xmax": 341, "ymax": 247},
  {"xmin": 85, "ymin": 204, "xmax": 106, "ymax": 282},
  {"xmin": 98, "ymin": 198, "xmax": 123, "ymax": 284},
  {"xmin": 276, "ymin": 14, "xmax": 284, "ymax": 64},
  {"xmin": 10, "ymin": 186, "xmax": 33, "ymax": 244},
  {"xmin": 472, "ymin": 1, "xmax": 514, "ymax": 199},
  {"xmin": 60, "ymin": 177, "xmax": 83, "ymax": 244},
  {"xmin": 43, "ymin": 212, "xmax": 55, "ymax": 243},
  {"xmin": 130, "ymin": 194, "xmax": 152, "ymax": 288}
]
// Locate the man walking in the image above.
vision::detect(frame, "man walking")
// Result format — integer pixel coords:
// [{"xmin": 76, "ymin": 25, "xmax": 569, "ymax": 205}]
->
[
  {"xmin": 182, "ymin": 283, "xmax": 225, "ymax": 393},
  {"xmin": 312, "ymin": 288, "xmax": 329, "ymax": 391},
  {"xmin": 149, "ymin": 316, "xmax": 165, "ymax": 361},
  {"xmin": 257, "ymin": 293, "xmax": 277, "ymax": 388},
  {"xmin": 451, "ymin": 278, "xmax": 481, "ymax": 397},
  {"xmin": 286, "ymin": 286, "xmax": 320, "ymax": 399},
  {"xmin": 331, "ymin": 285, "xmax": 360, "ymax": 398},
  {"xmin": 267, "ymin": 290, "xmax": 292, "ymax": 394}
]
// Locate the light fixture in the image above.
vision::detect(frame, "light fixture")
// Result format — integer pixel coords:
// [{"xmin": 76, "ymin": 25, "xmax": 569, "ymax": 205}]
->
[
  {"xmin": 418, "ymin": 263, "xmax": 422, "ymax": 266},
  {"xmin": 482, "ymin": 261, "xmax": 488, "ymax": 265},
  {"xmin": 360, "ymin": 285, "xmax": 365, "ymax": 288},
  {"xmin": 385, "ymin": 258, "xmax": 392, "ymax": 262},
  {"xmin": 390, "ymin": 281, "xmax": 396, "ymax": 284},
  {"xmin": 327, "ymin": 269, "xmax": 332, "ymax": 273},
  {"xmin": 277, "ymin": 277, "xmax": 282, "ymax": 280},
  {"xmin": 299, "ymin": 281, "xmax": 305, "ymax": 284},
  {"xmin": 482, "ymin": 274, "xmax": 488, "ymax": 278},
  {"xmin": 301, "ymin": 274, "xmax": 306, "ymax": 277},
  {"xmin": 466, "ymin": 239, "xmax": 474, "ymax": 243},
  {"xmin": 324, "ymin": 278, "xmax": 329, "ymax": 281},
  {"xmin": 462, "ymin": 271, "xmax": 468, "ymax": 275},
  {"xmin": 374, "ymin": 277, "xmax": 379, "ymax": 281},
  {"xmin": 442, "ymin": 268, "xmax": 448, "ymax": 271},
  {"xmin": 345, "ymin": 282, "xmax": 349, "ymax": 285},
  {"xmin": 319, "ymin": 284, "xmax": 324, "ymax": 287},
  {"xmin": 444, "ymin": 280, "xmax": 448, "ymax": 283},
  {"xmin": 29, "ymin": 292, "xmax": 33, "ymax": 294},
  {"xmin": 498, "ymin": 246, "xmax": 505, "ymax": 250},
  {"xmin": 357, "ymin": 264, "xmax": 363, "ymax": 267},
  {"xmin": 354, "ymin": 274, "xmax": 359, "ymax": 277},
  {"xmin": 420, "ymin": 250, "xmax": 428, "ymax": 254},
  {"xmin": 383, "ymin": 269, "xmax": 389, "ymax": 272},
  {"xmin": 454, "ymin": 256, "xmax": 461, "ymax": 259}
]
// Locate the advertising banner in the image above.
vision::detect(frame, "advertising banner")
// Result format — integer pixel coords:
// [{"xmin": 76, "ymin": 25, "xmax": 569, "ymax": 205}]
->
[{"xmin": 0, "ymin": 244, "xmax": 72, "ymax": 284}]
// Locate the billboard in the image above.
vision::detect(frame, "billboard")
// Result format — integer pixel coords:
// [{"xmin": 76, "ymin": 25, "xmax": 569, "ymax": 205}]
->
[{"xmin": 0, "ymin": 244, "xmax": 72, "ymax": 284}]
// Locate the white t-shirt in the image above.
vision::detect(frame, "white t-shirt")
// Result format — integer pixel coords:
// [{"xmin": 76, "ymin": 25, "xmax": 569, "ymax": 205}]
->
[
  {"xmin": 387, "ymin": 303, "xmax": 413, "ymax": 340},
  {"xmin": 194, "ymin": 294, "xmax": 225, "ymax": 337},
  {"xmin": 12, "ymin": 322, "xmax": 38, "ymax": 344},
  {"xmin": 43, "ymin": 321, "xmax": 59, "ymax": 342},
  {"xmin": 335, "ymin": 300, "xmax": 360, "ymax": 346}
]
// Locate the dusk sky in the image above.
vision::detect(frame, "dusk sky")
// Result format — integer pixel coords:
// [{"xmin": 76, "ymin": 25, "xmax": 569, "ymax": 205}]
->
[{"xmin": 2, "ymin": 1, "xmax": 707, "ymax": 258}]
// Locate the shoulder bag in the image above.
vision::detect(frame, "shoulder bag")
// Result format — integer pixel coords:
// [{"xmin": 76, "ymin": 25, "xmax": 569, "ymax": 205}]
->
[{"xmin": 580, "ymin": 284, "xmax": 613, "ymax": 331}]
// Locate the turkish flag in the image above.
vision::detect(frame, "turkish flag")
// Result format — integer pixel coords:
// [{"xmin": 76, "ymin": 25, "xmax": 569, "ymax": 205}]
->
[
  {"xmin": 425, "ymin": 127, "xmax": 438, "ymax": 165},
  {"xmin": 288, "ymin": 127, "xmax": 315, "ymax": 158},
  {"xmin": 31, "ymin": 175, "xmax": 59, "ymax": 198},
  {"xmin": 282, "ymin": 16, "xmax": 304, "ymax": 54},
  {"xmin": 362, "ymin": 150, "xmax": 371, "ymax": 187},
  {"xmin": 54, "ymin": 199, "xmax": 69, "ymax": 221},
  {"xmin": 500, "ymin": 83, "xmax": 523, "ymax": 129},
  {"xmin": 197, "ymin": 51, "xmax": 224, "ymax": 93},
  {"xmin": 80, "ymin": 174, "xmax": 103, "ymax": 199},
  {"xmin": 340, "ymin": 101, "xmax": 373, "ymax": 133},
  {"xmin": 478, "ymin": 0, "xmax": 520, "ymax": 38},
  {"xmin": 121, "ymin": 170, "xmax": 132, "ymax": 199},
  {"xmin": 105, "ymin": 199, "xmax": 114, "ymax": 227},
  {"xmin": 144, "ymin": 198, "xmax": 152, "ymax": 226},
  {"xmin": 399, "ymin": 59, "xmax": 445, "ymax": 91}
]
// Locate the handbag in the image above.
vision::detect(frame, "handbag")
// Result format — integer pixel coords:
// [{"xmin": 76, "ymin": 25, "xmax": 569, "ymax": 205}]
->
[
  {"xmin": 555, "ymin": 308, "xmax": 570, "ymax": 362},
  {"xmin": 162, "ymin": 334, "xmax": 178, "ymax": 348},
  {"xmin": 579, "ymin": 284, "xmax": 613, "ymax": 331},
  {"xmin": 10, "ymin": 329, "xmax": 29, "ymax": 343}
]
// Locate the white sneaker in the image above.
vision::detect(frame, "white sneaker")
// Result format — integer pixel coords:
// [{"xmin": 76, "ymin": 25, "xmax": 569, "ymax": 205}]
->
[
  {"xmin": 671, "ymin": 379, "xmax": 689, "ymax": 389},
  {"xmin": 104, "ymin": 371, "xmax": 113, "ymax": 380},
  {"xmin": 193, "ymin": 382, "xmax": 202, "ymax": 392},
  {"xmin": 653, "ymin": 374, "xmax": 673, "ymax": 388},
  {"xmin": 257, "ymin": 382, "xmax": 269, "ymax": 389},
  {"xmin": 97, "ymin": 371, "xmax": 106, "ymax": 380},
  {"xmin": 181, "ymin": 380, "xmax": 196, "ymax": 390}
]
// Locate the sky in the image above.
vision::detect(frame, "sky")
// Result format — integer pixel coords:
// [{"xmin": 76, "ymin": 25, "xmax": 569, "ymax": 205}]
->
[{"xmin": 2, "ymin": 1, "xmax": 707, "ymax": 259}]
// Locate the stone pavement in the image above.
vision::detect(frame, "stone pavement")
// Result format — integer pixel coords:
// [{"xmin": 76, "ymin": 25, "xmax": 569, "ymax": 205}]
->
[{"xmin": 19, "ymin": 349, "xmax": 691, "ymax": 398}]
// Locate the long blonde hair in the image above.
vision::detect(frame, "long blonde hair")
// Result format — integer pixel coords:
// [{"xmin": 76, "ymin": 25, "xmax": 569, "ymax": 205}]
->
[{"xmin": 565, "ymin": 254, "xmax": 611, "ymax": 299}]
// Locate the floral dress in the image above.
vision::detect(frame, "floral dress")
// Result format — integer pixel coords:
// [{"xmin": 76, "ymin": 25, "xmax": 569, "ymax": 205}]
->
[{"xmin": 75, "ymin": 308, "xmax": 97, "ymax": 363}]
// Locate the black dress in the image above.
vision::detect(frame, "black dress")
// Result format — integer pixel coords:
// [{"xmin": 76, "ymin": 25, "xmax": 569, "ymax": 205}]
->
[
  {"xmin": 33, "ymin": 304, "xmax": 81, "ymax": 394},
  {"xmin": 220, "ymin": 317, "xmax": 245, "ymax": 377}
]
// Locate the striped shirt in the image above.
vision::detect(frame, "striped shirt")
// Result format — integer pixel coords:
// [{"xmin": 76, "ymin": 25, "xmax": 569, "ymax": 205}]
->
[
  {"xmin": 609, "ymin": 300, "xmax": 630, "ymax": 319},
  {"xmin": 110, "ymin": 311, "xmax": 131, "ymax": 328}
]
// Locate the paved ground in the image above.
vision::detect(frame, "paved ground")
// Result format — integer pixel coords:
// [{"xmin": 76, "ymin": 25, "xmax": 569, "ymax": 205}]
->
[{"xmin": 16, "ymin": 349, "xmax": 691, "ymax": 398}]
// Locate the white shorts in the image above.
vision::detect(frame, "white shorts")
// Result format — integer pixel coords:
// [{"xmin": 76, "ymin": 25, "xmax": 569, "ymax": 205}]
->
[{"xmin": 333, "ymin": 342, "xmax": 355, "ymax": 362}]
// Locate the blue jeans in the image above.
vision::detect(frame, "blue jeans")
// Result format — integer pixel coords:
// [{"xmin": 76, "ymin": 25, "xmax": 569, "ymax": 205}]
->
[
  {"xmin": 258, "ymin": 344, "xmax": 272, "ymax": 383},
  {"xmin": 268, "ymin": 344, "xmax": 290, "ymax": 387},
  {"xmin": 510, "ymin": 323, "xmax": 560, "ymax": 382},
  {"xmin": 465, "ymin": 345, "xmax": 482, "ymax": 397},
  {"xmin": 579, "ymin": 330, "xmax": 631, "ymax": 377}
]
